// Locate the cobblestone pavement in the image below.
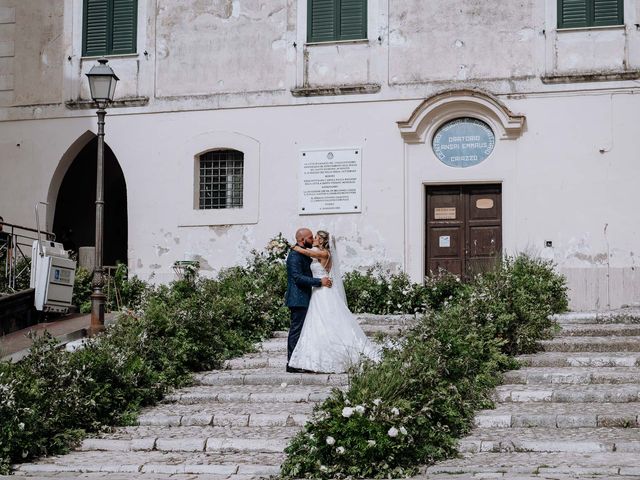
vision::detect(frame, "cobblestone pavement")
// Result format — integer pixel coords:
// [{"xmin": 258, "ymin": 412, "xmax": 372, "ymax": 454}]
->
[
  {"xmin": 5, "ymin": 314, "xmax": 412, "ymax": 480},
  {"xmin": 6, "ymin": 309, "xmax": 640, "ymax": 479}
]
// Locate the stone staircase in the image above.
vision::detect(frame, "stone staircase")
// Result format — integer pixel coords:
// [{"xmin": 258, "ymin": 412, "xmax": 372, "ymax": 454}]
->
[
  {"xmin": 8, "ymin": 314, "xmax": 412, "ymax": 479},
  {"xmin": 422, "ymin": 309, "xmax": 640, "ymax": 479}
]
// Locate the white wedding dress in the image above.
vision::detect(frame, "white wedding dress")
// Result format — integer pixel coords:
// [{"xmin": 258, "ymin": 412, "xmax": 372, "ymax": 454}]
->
[{"xmin": 288, "ymin": 254, "xmax": 381, "ymax": 373}]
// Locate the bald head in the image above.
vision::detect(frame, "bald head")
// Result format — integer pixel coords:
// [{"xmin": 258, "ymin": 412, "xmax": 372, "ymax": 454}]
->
[{"xmin": 295, "ymin": 228, "xmax": 314, "ymax": 248}]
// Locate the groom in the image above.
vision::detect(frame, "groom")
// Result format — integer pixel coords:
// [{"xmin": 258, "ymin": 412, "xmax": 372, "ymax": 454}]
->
[{"xmin": 285, "ymin": 227, "xmax": 332, "ymax": 373}]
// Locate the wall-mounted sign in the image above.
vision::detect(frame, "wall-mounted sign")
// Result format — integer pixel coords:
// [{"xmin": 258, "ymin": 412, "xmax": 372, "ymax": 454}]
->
[
  {"xmin": 432, "ymin": 118, "xmax": 495, "ymax": 168},
  {"xmin": 434, "ymin": 207, "xmax": 456, "ymax": 220},
  {"xmin": 299, "ymin": 148, "xmax": 362, "ymax": 215},
  {"xmin": 439, "ymin": 235, "xmax": 451, "ymax": 248}
]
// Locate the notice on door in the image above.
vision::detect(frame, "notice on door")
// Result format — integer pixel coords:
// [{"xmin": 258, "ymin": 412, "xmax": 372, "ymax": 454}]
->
[
  {"xmin": 299, "ymin": 148, "xmax": 362, "ymax": 215},
  {"xmin": 434, "ymin": 207, "xmax": 456, "ymax": 220},
  {"xmin": 439, "ymin": 235, "xmax": 451, "ymax": 248}
]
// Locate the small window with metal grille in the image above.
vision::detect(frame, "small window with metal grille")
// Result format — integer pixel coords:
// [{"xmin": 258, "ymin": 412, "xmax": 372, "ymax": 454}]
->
[{"xmin": 198, "ymin": 150, "xmax": 244, "ymax": 209}]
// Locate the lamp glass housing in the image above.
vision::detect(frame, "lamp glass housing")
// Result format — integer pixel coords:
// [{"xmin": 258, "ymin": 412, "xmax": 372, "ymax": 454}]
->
[{"xmin": 86, "ymin": 58, "xmax": 119, "ymax": 103}]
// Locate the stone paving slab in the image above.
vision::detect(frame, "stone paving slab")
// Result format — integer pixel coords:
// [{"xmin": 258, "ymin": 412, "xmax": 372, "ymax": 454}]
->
[
  {"xmin": 458, "ymin": 427, "xmax": 640, "ymax": 453},
  {"xmin": 223, "ymin": 356, "xmax": 287, "ymax": 370},
  {"xmin": 163, "ymin": 384, "xmax": 337, "ymax": 404},
  {"xmin": 493, "ymin": 384, "xmax": 640, "ymax": 403},
  {"xmin": 539, "ymin": 336, "xmax": 640, "ymax": 352},
  {"xmin": 552, "ymin": 309, "xmax": 640, "ymax": 324},
  {"xmin": 422, "ymin": 451, "xmax": 640, "ymax": 475},
  {"xmin": 13, "ymin": 451, "xmax": 284, "ymax": 476},
  {"xmin": 87, "ymin": 425, "xmax": 298, "ymax": 441},
  {"xmin": 193, "ymin": 370, "xmax": 348, "ymax": 387},
  {"xmin": 559, "ymin": 323, "xmax": 640, "ymax": 336},
  {"xmin": 503, "ymin": 366, "xmax": 640, "ymax": 385},
  {"xmin": 137, "ymin": 401, "xmax": 315, "ymax": 427},
  {"xmin": 517, "ymin": 352, "xmax": 640, "ymax": 367},
  {"xmin": 475, "ymin": 402, "xmax": 640, "ymax": 428}
]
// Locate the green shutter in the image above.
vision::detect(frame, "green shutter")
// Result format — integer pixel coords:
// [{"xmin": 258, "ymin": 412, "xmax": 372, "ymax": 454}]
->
[
  {"xmin": 340, "ymin": 0, "xmax": 367, "ymax": 40},
  {"xmin": 308, "ymin": 0, "xmax": 337, "ymax": 42},
  {"xmin": 83, "ymin": 0, "xmax": 109, "ymax": 56},
  {"xmin": 558, "ymin": 0, "xmax": 588, "ymax": 28},
  {"xmin": 308, "ymin": 0, "xmax": 366, "ymax": 42},
  {"xmin": 593, "ymin": 0, "xmax": 623, "ymax": 26},
  {"xmin": 558, "ymin": 0, "xmax": 623, "ymax": 28},
  {"xmin": 111, "ymin": 0, "xmax": 137, "ymax": 54}
]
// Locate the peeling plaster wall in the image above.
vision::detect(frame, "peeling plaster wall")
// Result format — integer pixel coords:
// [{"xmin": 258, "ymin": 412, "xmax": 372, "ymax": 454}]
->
[
  {"xmin": 2, "ymin": 0, "xmax": 640, "ymax": 310},
  {"xmin": 388, "ymin": 0, "xmax": 538, "ymax": 84},
  {"xmin": 155, "ymin": 0, "xmax": 293, "ymax": 97},
  {"xmin": 12, "ymin": 0, "xmax": 64, "ymax": 106}
]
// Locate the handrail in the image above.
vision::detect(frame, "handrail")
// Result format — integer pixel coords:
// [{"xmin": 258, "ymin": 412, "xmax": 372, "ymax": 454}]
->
[{"xmin": 0, "ymin": 221, "xmax": 55, "ymax": 239}]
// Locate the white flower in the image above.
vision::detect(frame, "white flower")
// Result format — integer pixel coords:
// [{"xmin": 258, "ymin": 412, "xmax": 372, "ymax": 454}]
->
[
  {"xmin": 355, "ymin": 405, "xmax": 365, "ymax": 414},
  {"xmin": 388, "ymin": 427, "xmax": 399, "ymax": 437},
  {"xmin": 326, "ymin": 436, "xmax": 336, "ymax": 445},
  {"xmin": 391, "ymin": 407, "xmax": 400, "ymax": 416},
  {"xmin": 320, "ymin": 465, "xmax": 328, "ymax": 472},
  {"xmin": 18, "ymin": 422, "xmax": 24, "ymax": 430},
  {"xmin": 399, "ymin": 426, "xmax": 408, "ymax": 435},
  {"xmin": 342, "ymin": 407, "xmax": 354, "ymax": 418},
  {"xmin": 367, "ymin": 440, "xmax": 376, "ymax": 447},
  {"xmin": 373, "ymin": 398, "xmax": 382, "ymax": 406},
  {"xmin": 336, "ymin": 446, "xmax": 345, "ymax": 454}
]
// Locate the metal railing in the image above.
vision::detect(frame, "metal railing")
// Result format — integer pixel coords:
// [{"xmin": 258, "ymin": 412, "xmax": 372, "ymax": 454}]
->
[{"xmin": 0, "ymin": 221, "xmax": 56, "ymax": 293}]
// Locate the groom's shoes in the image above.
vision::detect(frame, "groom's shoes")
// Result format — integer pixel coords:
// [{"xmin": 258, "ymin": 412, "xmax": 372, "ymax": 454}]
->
[{"xmin": 286, "ymin": 365, "xmax": 304, "ymax": 373}]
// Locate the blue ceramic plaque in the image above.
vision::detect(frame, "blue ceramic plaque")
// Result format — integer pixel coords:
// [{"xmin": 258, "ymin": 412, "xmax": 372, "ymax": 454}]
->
[{"xmin": 432, "ymin": 118, "xmax": 495, "ymax": 168}]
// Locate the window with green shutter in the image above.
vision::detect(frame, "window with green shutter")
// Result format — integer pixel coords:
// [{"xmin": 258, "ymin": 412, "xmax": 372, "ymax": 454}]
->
[
  {"xmin": 83, "ymin": 0, "xmax": 137, "ymax": 56},
  {"xmin": 558, "ymin": 0, "xmax": 623, "ymax": 28},
  {"xmin": 307, "ymin": 0, "xmax": 367, "ymax": 43}
]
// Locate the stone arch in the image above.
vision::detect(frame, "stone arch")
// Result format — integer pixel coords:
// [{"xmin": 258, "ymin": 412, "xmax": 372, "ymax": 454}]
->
[
  {"xmin": 397, "ymin": 89, "xmax": 526, "ymax": 144},
  {"xmin": 49, "ymin": 132, "xmax": 128, "ymax": 267}
]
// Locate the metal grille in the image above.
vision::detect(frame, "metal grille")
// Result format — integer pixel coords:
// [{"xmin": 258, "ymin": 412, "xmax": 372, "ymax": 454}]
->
[{"xmin": 199, "ymin": 150, "xmax": 244, "ymax": 209}]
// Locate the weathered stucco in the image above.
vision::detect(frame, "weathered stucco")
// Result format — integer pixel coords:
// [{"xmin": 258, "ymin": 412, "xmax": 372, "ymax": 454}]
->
[
  {"xmin": 13, "ymin": 0, "xmax": 64, "ymax": 106},
  {"xmin": 389, "ymin": 0, "xmax": 538, "ymax": 84},
  {"xmin": 155, "ymin": 0, "xmax": 293, "ymax": 97},
  {"xmin": 1, "ymin": 0, "xmax": 639, "ymax": 310}
]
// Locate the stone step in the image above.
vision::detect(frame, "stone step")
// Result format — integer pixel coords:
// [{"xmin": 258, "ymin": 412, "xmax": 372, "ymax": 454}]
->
[
  {"xmin": 224, "ymin": 354, "xmax": 288, "ymax": 370},
  {"xmin": 273, "ymin": 323, "xmax": 406, "ymax": 339},
  {"xmin": 503, "ymin": 366, "xmax": 640, "ymax": 385},
  {"xmin": 559, "ymin": 323, "xmax": 640, "ymax": 337},
  {"xmin": 137, "ymin": 401, "xmax": 315, "ymax": 427},
  {"xmin": 193, "ymin": 369, "xmax": 348, "ymax": 387},
  {"xmin": 355, "ymin": 313, "xmax": 417, "ymax": 326},
  {"xmin": 423, "ymin": 451, "xmax": 640, "ymax": 477},
  {"xmin": 12, "ymin": 450, "xmax": 284, "ymax": 477},
  {"xmin": 458, "ymin": 427, "xmax": 640, "ymax": 454},
  {"xmin": 552, "ymin": 310, "xmax": 640, "ymax": 324},
  {"xmin": 494, "ymin": 384, "xmax": 640, "ymax": 403},
  {"xmin": 164, "ymin": 384, "xmax": 335, "ymax": 404},
  {"xmin": 539, "ymin": 336, "xmax": 640, "ymax": 352},
  {"xmin": 517, "ymin": 351, "xmax": 640, "ymax": 367},
  {"xmin": 80, "ymin": 425, "xmax": 297, "ymax": 453},
  {"xmin": 474, "ymin": 402, "xmax": 640, "ymax": 428}
]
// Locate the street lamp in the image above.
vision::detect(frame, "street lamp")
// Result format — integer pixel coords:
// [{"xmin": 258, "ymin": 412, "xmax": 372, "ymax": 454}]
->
[{"xmin": 86, "ymin": 58, "xmax": 118, "ymax": 335}]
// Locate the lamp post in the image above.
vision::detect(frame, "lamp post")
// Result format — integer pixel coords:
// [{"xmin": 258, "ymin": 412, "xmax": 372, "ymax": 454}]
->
[{"xmin": 86, "ymin": 58, "xmax": 119, "ymax": 335}]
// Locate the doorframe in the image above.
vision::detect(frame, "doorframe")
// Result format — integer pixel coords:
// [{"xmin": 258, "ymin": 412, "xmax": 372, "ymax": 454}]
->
[{"xmin": 420, "ymin": 180, "xmax": 504, "ymax": 282}]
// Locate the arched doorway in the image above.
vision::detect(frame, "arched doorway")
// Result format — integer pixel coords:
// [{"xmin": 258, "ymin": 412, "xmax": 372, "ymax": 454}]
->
[{"xmin": 52, "ymin": 137, "xmax": 128, "ymax": 267}]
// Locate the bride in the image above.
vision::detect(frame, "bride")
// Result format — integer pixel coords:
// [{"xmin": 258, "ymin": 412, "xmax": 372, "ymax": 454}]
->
[{"xmin": 287, "ymin": 230, "xmax": 381, "ymax": 374}]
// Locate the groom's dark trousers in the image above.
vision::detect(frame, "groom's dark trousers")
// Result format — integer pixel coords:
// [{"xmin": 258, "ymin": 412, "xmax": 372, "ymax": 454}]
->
[{"xmin": 285, "ymin": 249, "xmax": 321, "ymax": 364}]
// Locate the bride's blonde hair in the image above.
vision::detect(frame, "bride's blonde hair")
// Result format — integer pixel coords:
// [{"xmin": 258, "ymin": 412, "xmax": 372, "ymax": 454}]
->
[{"xmin": 316, "ymin": 230, "xmax": 330, "ymax": 250}]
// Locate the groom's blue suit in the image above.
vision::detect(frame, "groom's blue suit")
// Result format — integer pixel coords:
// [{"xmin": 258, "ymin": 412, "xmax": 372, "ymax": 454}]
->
[{"xmin": 285, "ymin": 248, "xmax": 321, "ymax": 366}]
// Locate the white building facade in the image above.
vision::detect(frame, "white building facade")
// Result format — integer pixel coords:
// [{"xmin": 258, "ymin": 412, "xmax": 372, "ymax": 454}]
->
[{"xmin": 0, "ymin": 0, "xmax": 638, "ymax": 310}]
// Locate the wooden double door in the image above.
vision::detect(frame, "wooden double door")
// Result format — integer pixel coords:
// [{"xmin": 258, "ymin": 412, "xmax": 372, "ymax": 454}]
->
[{"xmin": 425, "ymin": 184, "xmax": 502, "ymax": 278}]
